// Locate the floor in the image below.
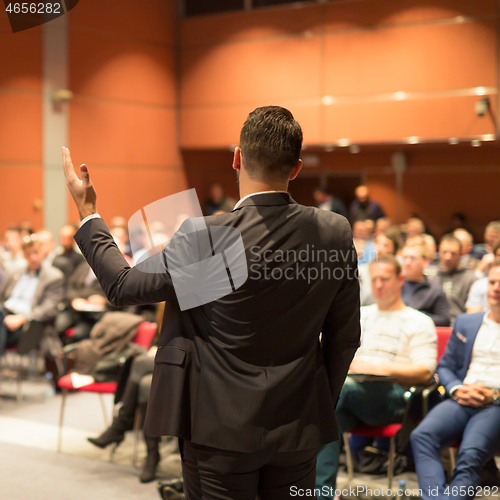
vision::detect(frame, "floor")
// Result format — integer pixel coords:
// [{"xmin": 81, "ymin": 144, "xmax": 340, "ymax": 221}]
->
[{"xmin": 0, "ymin": 364, "xmax": 492, "ymax": 500}]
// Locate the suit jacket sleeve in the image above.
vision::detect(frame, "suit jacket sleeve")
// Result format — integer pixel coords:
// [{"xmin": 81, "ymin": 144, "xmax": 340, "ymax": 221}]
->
[
  {"xmin": 27, "ymin": 271, "xmax": 65, "ymax": 323},
  {"xmin": 321, "ymin": 235, "xmax": 361, "ymax": 406},
  {"xmin": 437, "ymin": 317, "xmax": 464, "ymax": 394},
  {"xmin": 74, "ymin": 218, "xmax": 177, "ymax": 307}
]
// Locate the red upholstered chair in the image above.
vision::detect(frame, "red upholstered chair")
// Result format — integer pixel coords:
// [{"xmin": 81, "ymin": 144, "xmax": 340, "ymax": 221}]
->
[
  {"xmin": 57, "ymin": 322, "xmax": 157, "ymax": 452},
  {"xmin": 343, "ymin": 326, "xmax": 454, "ymax": 489}
]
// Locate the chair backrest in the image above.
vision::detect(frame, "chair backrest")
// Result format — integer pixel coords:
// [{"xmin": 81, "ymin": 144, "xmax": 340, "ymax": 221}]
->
[
  {"xmin": 436, "ymin": 326, "xmax": 453, "ymax": 362},
  {"xmin": 132, "ymin": 322, "xmax": 157, "ymax": 349}
]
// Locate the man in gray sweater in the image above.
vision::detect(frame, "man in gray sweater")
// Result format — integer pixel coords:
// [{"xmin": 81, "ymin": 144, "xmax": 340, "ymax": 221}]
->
[{"xmin": 429, "ymin": 234, "xmax": 477, "ymax": 324}]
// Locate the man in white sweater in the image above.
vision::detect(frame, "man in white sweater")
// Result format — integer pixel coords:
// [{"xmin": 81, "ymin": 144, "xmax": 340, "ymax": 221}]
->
[{"xmin": 316, "ymin": 254, "xmax": 437, "ymax": 498}]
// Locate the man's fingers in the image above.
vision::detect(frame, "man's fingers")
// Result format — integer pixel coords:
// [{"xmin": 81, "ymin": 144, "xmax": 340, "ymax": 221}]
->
[
  {"xmin": 80, "ymin": 164, "xmax": 92, "ymax": 187},
  {"xmin": 62, "ymin": 147, "xmax": 81, "ymax": 185}
]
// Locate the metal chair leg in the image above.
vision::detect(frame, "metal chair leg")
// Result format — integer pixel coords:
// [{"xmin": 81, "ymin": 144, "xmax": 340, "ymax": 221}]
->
[
  {"xmin": 98, "ymin": 393, "xmax": 109, "ymax": 427},
  {"xmin": 57, "ymin": 388, "xmax": 67, "ymax": 452},
  {"xmin": 448, "ymin": 447, "xmax": 456, "ymax": 482},
  {"xmin": 132, "ymin": 407, "xmax": 142, "ymax": 468},
  {"xmin": 343, "ymin": 432, "xmax": 355, "ymax": 482},
  {"xmin": 388, "ymin": 435, "xmax": 396, "ymax": 490}
]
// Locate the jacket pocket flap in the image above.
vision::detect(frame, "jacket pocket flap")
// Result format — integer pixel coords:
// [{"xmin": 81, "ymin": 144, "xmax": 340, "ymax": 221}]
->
[{"xmin": 155, "ymin": 346, "xmax": 186, "ymax": 366}]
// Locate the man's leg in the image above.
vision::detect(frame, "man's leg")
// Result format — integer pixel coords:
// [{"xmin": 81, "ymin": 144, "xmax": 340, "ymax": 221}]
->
[
  {"xmin": 181, "ymin": 441, "xmax": 261, "ymax": 500},
  {"xmin": 449, "ymin": 404, "xmax": 500, "ymax": 500},
  {"xmin": 315, "ymin": 379, "xmax": 406, "ymax": 498},
  {"xmin": 410, "ymin": 399, "xmax": 470, "ymax": 500},
  {"xmin": 315, "ymin": 378, "xmax": 363, "ymax": 498},
  {"xmin": 259, "ymin": 449, "xmax": 317, "ymax": 500}
]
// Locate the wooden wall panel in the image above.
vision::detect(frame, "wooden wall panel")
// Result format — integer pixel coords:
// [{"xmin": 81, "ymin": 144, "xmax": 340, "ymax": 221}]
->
[
  {"xmin": 70, "ymin": 33, "xmax": 176, "ymax": 106},
  {"xmin": 323, "ymin": 21, "xmax": 496, "ymax": 95},
  {"xmin": 68, "ymin": 0, "xmax": 176, "ymax": 45},
  {"xmin": 182, "ymin": 36, "xmax": 322, "ymax": 106},
  {"xmin": 324, "ymin": 0, "xmax": 497, "ymax": 29}
]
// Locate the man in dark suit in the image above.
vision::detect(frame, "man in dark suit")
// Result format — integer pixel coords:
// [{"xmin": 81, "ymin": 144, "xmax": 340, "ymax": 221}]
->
[
  {"xmin": 411, "ymin": 260, "xmax": 500, "ymax": 500},
  {"xmin": 62, "ymin": 106, "xmax": 361, "ymax": 500}
]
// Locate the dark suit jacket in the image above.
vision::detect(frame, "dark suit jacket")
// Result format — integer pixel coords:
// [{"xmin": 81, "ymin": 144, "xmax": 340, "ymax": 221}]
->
[
  {"xmin": 74, "ymin": 192, "xmax": 361, "ymax": 453},
  {"xmin": 437, "ymin": 311, "xmax": 486, "ymax": 394},
  {"xmin": 0, "ymin": 264, "xmax": 65, "ymax": 322}
]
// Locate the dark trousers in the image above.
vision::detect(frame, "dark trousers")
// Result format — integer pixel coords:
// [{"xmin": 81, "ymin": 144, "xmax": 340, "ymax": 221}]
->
[
  {"xmin": 411, "ymin": 399, "xmax": 500, "ymax": 500},
  {"xmin": 315, "ymin": 378, "xmax": 406, "ymax": 498},
  {"xmin": 180, "ymin": 440, "xmax": 317, "ymax": 500}
]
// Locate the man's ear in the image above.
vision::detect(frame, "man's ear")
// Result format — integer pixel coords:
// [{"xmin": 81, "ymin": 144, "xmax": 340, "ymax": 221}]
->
[
  {"xmin": 289, "ymin": 159, "xmax": 303, "ymax": 181},
  {"xmin": 232, "ymin": 147, "xmax": 241, "ymax": 171}
]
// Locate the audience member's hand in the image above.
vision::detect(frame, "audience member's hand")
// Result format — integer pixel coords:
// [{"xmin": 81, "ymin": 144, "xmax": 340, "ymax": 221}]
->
[
  {"xmin": 71, "ymin": 298, "xmax": 89, "ymax": 311},
  {"xmin": 477, "ymin": 253, "xmax": 494, "ymax": 274},
  {"xmin": 4, "ymin": 314, "xmax": 26, "ymax": 331},
  {"xmin": 349, "ymin": 358, "xmax": 390, "ymax": 376},
  {"xmin": 87, "ymin": 294, "xmax": 106, "ymax": 306},
  {"xmin": 454, "ymin": 384, "xmax": 489, "ymax": 407},
  {"xmin": 62, "ymin": 147, "xmax": 97, "ymax": 221}
]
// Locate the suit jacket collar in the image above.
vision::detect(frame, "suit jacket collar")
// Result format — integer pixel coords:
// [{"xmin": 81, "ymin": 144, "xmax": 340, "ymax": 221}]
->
[{"xmin": 233, "ymin": 192, "xmax": 295, "ymax": 210}]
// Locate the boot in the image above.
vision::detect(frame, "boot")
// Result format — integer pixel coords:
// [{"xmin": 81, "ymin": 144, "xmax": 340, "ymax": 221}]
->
[
  {"xmin": 140, "ymin": 434, "xmax": 161, "ymax": 483},
  {"xmin": 87, "ymin": 381, "xmax": 139, "ymax": 449}
]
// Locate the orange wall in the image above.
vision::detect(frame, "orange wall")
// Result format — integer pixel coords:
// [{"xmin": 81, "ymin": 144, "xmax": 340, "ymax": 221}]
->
[
  {"xmin": 67, "ymin": 0, "xmax": 185, "ymax": 225},
  {"xmin": 0, "ymin": 13, "xmax": 43, "ymax": 233},
  {"xmin": 180, "ymin": 0, "xmax": 498, "ymax": 147}
]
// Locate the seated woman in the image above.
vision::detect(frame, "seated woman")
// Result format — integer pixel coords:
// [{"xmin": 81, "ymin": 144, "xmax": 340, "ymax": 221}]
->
[
  {"xmin": 87, "ymin": 350, "xmax": 160, "ymax": 482},
  {"xmin": 87, "ymin": 302, "xmax": 165, "ymax": 483}
]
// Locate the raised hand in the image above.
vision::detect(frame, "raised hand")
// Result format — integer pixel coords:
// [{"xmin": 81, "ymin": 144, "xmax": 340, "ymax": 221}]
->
[{"xmin": 62, "ymin": 147, "xmax": 97, "ymax": 221}]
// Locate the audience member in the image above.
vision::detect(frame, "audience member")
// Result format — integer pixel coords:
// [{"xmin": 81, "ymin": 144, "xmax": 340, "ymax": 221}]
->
[
  {"xmin": 453, "ymin": 228, "xmax": 479, "ymax": 273},
  {"xmin": 202, "ymin": 182, "xmax": 236, "ymax": 215},
  {"xmin": 466, "ymin": 240, "xmax": 500, "ymax": 313},
  {"xmin": 313, "ymin": 188, "xmax": 347, "ymax": 218},
  {"xmin": 315, "ymin": 255, "xmax": 436, "ymax": 497},
  {"xmin": 405, "ymin": 217, "xmax": 425, "ymax": 240},
  {"xmin": 51, "ymin": 224, "xmax": 85, "ymax": 279},
  {"xmin": 444, "ymin": 212, "xmax": 469, "ymax": 235},
  {"xmin": 359, "ymin": 228, "xmax": 401, "ymax": 306},
  {"xmin": 0, "ymin": 236, "xmax": 64, "ymax": 354},
  {"xmin": 374, "ymin": 217, "xmax": 392, "ymax": 238},
  {"xmin": 36, "ymin": 230, "xmax": 57, "ymax": 265},
  {"xmin": 349, "ymin": 185, "xmax": 385, "ymax": 223},
  {"xmin": 352, "ymin": 220, "xmax": 376, "ymax": 265},
  {"xmin": 0, "ymin": 226, "xmax": 26, "ymax": 273},
  {"xmin": 18, "ymin": 220, "xmax": 34, "ymax": 239},
  {"xmin": 472, "ymin": 221, "xmax": 500, "ymax": 259},
  {"xmin": 55, "ymin": 261, "xmax": 108, "ymax": 342},
  {"xmin": 411, "ymin": 260, "xmax": 500, "ymax": 500},
  {"xmin": 429, "ymin": 235, "xmax": 477, "ymax": 324},
  {"xmin": 401, "ymin": 243, "xmax": 450, "ymax": 326}
]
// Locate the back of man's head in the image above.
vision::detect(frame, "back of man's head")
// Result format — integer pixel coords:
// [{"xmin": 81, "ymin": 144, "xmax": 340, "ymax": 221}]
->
[{"xmin": 239, "ymin": 106, "xmax": 302, "ymax": 183}]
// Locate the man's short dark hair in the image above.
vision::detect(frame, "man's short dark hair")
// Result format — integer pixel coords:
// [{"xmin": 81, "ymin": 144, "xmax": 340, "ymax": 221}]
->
[
  {"xmin": 493, "ymin": 238, "xmax": 500, "ymax": 257},
  {"xmin": 239, "ymin": 106, "xmax": 302, "ymax": 182},
  {"xmin": 489, "ymin": 259, "xmax": 500, "ymax": 274},
  {"xmin": 369, "ymin": 253, "xmax": 402, "ymax": 276},
  {"xmin": 440, "ymin": 234, "xmax": 462, "ymax": 252}
]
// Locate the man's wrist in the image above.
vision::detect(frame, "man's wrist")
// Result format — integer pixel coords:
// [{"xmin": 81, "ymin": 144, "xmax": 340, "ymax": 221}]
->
[{"xmin": 78, "ymin": 207, "xmax": 97, "ymax": 221}]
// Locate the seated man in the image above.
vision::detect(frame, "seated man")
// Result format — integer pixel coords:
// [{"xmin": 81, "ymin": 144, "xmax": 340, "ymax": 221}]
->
[
  {"xmin": 429, "ymin": 235, "xmax": 477, "ymax": 324},
  {"xmin": 0, "ymin": 236, "xmax": 64, "ymax": 354},
  {"xmin": 401, "ymin": 242, "xmax": 451, "ymax": 326},
  {"xmin": 315, "ymin": 254, "xmax": 437, "ymax": 498},
  {"xmin": 411, "ymin": 260, "xmax": 500, "ymax": 500},
  {"xmin": 466, "ymin": 240, "xmax": 500, "ymax": 313}
]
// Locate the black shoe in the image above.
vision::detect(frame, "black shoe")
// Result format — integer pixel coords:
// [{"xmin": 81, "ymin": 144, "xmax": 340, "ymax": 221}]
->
[
  {"xmin": 139, "ymin": 450, "xmax": 160, "ymax": 483},
  {"xmin": 87, "ymin": 427, "xmax": 125, "ymax": 449}
]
